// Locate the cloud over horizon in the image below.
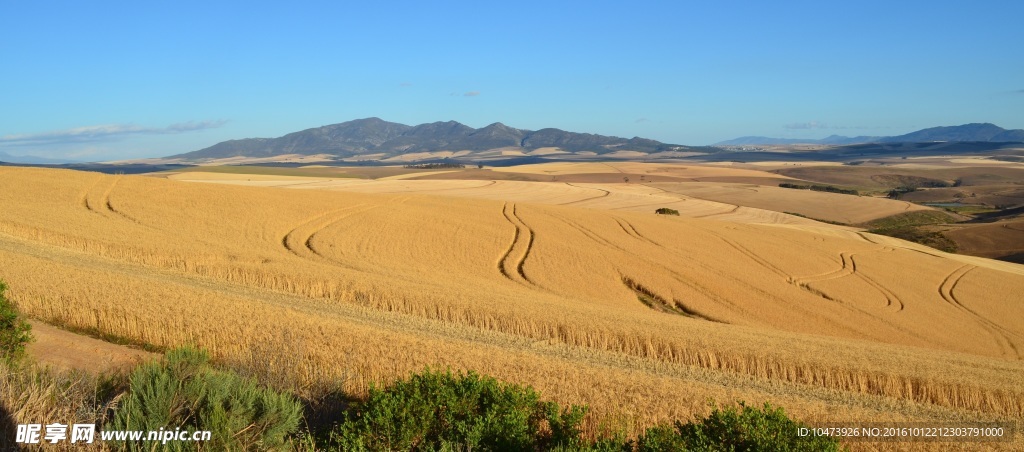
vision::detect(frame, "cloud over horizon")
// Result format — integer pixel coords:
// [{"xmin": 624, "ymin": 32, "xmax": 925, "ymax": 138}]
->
[
  {"xmin": 0, "ymin": 120, "xmax": 228, "ymax": 146},
  {"xmin": 463, "ymin": 91, "xmax": 480, "ymax": 97}
]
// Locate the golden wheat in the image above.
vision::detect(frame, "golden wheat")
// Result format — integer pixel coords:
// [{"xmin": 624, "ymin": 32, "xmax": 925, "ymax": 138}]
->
[{"xmin": 1, "ymin": 166, "xmax": 1022, "ymax": 450}]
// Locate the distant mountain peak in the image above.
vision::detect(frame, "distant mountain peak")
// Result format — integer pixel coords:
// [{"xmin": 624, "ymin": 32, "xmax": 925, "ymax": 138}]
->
[
  {"xmin": 171, "ymin": 118, "xmax": 686, "ymax": 160},
  {"xmin": 715, "ymin": 123, "xmax": 1024, "ymax": 146}
]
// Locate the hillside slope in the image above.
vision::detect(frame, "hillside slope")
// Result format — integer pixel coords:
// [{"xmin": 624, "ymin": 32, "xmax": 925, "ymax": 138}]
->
[{"xmin": 0, "ymin": 167, "xmax": 1021, "ymax": 441}]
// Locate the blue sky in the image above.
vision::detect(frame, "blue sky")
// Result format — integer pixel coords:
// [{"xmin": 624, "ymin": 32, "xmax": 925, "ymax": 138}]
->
[{"xmin": 1, "ymin": 1, "xmax": 1022, "ymax": 161}]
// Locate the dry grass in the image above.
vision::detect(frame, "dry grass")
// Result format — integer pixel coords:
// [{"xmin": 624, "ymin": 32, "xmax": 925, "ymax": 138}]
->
[
  {"xmin": 0, "ymin": 361, "xmax": 113, "ymax": 451},
  {"xmin": 1, "ymin": 166, "xmax": 1023, "ymax": 449}
]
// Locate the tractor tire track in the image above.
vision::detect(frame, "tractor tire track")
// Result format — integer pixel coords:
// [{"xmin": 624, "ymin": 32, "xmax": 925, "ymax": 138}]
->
[
  {"xmin": 856, "ymin": 232, "xmax": 881, "ymax": 245},
  {"xmin": 939, "ymin": 265, "xmax": 1021, "ymax": 359},
  {"xmin": 793, "ymin": 252, "xmax": 855, "ymax": 286},
  {"xmin": 79, "ymin": 175, "xmax": 104, "ymax": 212},
  {"xmin": 601, "ymin": 162, "xmax": 624, "ymax": 174},
  {"xmin": 717, "ymin": 237, "xmax": 793, "ymax": 281},
  {"xmin": 789, "ymin": 251, "xmax": 904, "ymax": 312},
  {"xmin": 281, "ymin": 204, "xmax": 371, "ymax": 262},
  {"xmin": 510, "ymin": 205, "xmax": 536, "ymax": 284},
  {"xmin": 282, "ymin": 208, "xmax": 350, "ymax": 257},
  {"xmin": 496, "ymin": 203, "xmax": 537, "ymax": 286},
  {"xmin": 560, "ymin": 183, "xmax": 611, "ymax": 206},
  {"xmin": 613, "ymin": 218, "xmax": 661, "ymax": 246},
  {"xmin": 849, "ymin": 255, "xmax": 904, "ymax": 312},
  {"xmin": 496, "ymin": 202, "xmax": 521, "ymax": 282},
  {"xmin": 81, "ymin": 175, "xmax": 142, "ymax": 224},
  {"xmin": 697, "ymin": 225, "xmax": 934, "ymax": 341},
  {"xmin": 304, "ymin": 205, "xmax": 383, "ymax": 264},
  {"xmin": 691, "ymin": 204, "xmax": 740, "ymax": 219},
  {"xmin": 614, "ymin": 219, "xmax": 636, "ymax": 239},
  {"xmin": 550, "ymin": 212, "xmax": 746, "ymax": 314},
  {"xmin": 721, "ymin": 233, "xmax": 905, "ymax": 313},
  {"xmin": 101, "ymin": 176, "xmax": 143, "ymax": 224},
  {"xmin": 603, "ymin": 215, "xmax": 920, "ymax": 333}
]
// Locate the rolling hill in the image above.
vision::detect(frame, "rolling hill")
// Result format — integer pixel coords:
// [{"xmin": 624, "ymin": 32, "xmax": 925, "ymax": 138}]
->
[{"xmin": 0, "ymin": 166, "xmax": 1021, "ymax": 444}]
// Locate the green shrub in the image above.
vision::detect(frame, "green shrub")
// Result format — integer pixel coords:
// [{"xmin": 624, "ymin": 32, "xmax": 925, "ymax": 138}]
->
[
  {"xmin": 327, "ymin": 369, "xmax": 588, "ymax": 451},
  {"xmin": 633, "ymin": 423, "xmax": 686, "ymax": 451},
  {"xmin": 0, "ymin": 281, "xmax": 32, "ymax": 364},
  {"xmin": 634, "ymin": 402, "xmax": 843, "ymax": 452},
  {"xmin": 655, "ymin": 208, "xmax": 680, "ymax": 216},
  {"xmin": 111, "ymin": 347, "xmax": 302, "ymax": 451}
]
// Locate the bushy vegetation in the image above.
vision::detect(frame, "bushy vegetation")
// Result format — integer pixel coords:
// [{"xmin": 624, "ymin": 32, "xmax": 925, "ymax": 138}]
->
[
  {"xmin": 320, "ymin": 370, "xmax": 843, "ymax": 451},
  {"xmin": 1, "ymin": 273, "xmax": 843, "ymax": 451},
  {"xmin": 870, "ymin": 228, "xmax": 958, "ymax": 253},
  {"xmin": 111, "ymin": 347, "xmax": 303, "ymax": 451},
  {"xmin": 782, "ymin": 212, "xmax": 849, "ymax": 226},
  {"xmin": 655, "ymin": 207, "xmax": 680, "ymax": 216},
  {"xmin": 634, "ymin": 402, "xmax": 842, "ymax": 451},
  {"xmin": 0, "ymin": 338, "xmax": 846, "ymax": 451},
  {"xmin": 0, "ymin": 281, "xmax": 32, "ymax": 364},
  {"xmin": 325, "ymin": 369, "xmax": 588, "ymax": 451},
  {"xmin": 404, "ymin": 162, "xmax": 466, "ymax": 169},
  {"xmin": 866, "ymin": 211, "xmax": 953, "ymax": 230},
  {"xmin": 866, "ymin": 211, "xmax": 958, "ymax": 252},
  {"xmin": 778, "ymin": 183, "xmax": 859, "ymax": 196},
  {"xmin": 886, "ymin": 186, "xmax": 917, "ymax": 199}
]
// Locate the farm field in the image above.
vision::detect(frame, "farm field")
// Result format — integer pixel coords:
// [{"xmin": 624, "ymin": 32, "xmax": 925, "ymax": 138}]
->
[
  {"xmin": 2, "ymin": 165, "xmax": 1023, "ymax": 449},
  {"xmin": 164, "ymin": 161, "xmax": 933, "ymax": 226},
  {"xmin": 945, "ymin": 220, "xmax": 1024, "ymax": 264}
]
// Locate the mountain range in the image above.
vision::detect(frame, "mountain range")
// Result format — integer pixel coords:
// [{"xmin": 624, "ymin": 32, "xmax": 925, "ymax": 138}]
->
[
  {"xmin": 172, "ymin": 118, "xmax": 692, "ymax": 161},
  {"xmin": 0, "ymin": 151, "xmax": 79, "ymax": 165},
  {"xmin": 715, "ymin": 123, "xmax": 1024, "ymax": 146}
]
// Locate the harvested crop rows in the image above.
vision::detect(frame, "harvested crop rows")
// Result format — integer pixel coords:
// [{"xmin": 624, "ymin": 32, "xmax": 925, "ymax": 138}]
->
[{"xmin": 2, "ymin": 167, "xmax": 1023, "ymax": 448}]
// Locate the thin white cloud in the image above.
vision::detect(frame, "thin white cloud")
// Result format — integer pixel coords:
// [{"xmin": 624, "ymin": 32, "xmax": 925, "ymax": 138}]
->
[
  {"xmin": 463, "ymin": 91, "xmax": 480, "ymax": 97},
  {"xmin": 0, "ymin": 120, "xmax": 228, "ymax": 146},
  {"xmin": 831, "ymin": 125, "xmax": 891, "ymax": 130},
  {"xmin": 784, "ymin": 121, "xmax": 828, "ymax": 130}
]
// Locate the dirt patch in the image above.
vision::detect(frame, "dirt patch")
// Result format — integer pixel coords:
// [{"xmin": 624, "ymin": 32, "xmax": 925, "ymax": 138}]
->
[{"xmin": 26, "ymin": 320, "xmax": 156, "ymax": 374}]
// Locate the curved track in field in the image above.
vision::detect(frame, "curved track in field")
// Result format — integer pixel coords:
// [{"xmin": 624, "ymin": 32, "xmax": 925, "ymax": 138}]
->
[
  {"xmin": 938, "ymin": 265, "xmax": 1021, "ymax": 359},
  {"xmin": 497, "ymin": 202, "xmax": 537, "ymax": 286},
  {"xmin": 282, "ymin": 204, "xmax": 380, "ymax": 266},
  {"xmin": 80, "ymin": 175, "xmax": 142, "ymax": 224},
  {"xmin": 560, "ymin": 183, "xmax": 611, "ymax": 205}
]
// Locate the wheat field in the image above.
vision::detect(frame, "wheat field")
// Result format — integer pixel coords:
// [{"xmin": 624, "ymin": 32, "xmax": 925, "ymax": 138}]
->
[{"xmin": 1, "ymin": 166, "xmax": 1022, "ymax": 449}]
